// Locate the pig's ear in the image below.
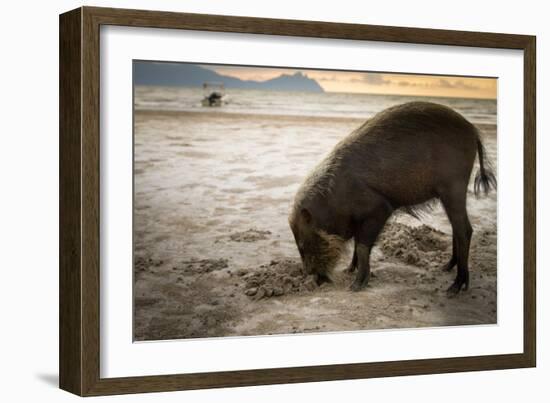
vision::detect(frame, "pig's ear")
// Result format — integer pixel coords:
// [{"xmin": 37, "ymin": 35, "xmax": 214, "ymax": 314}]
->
[{"xmin": 300, "ymin": 208, "xmax": 312, "ymax": 224}]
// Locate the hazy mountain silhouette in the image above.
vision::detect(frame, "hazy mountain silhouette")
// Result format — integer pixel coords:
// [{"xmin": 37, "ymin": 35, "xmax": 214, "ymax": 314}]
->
[{"xmin": 134, "ymin": 62, "xmax": 324, "ymax": 93}]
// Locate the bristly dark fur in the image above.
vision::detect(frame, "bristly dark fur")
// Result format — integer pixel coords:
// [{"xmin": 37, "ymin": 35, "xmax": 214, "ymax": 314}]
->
[
  {"xmin": 474, "ymin": 129, "xmax": 497, "ymax": 196},
  {"xmin": 400, "ymin": 199, "xmax": 439, "ymax": 220},
  {"xmin": 402, "ymin": 128, "xmax": 495, "ymax": 219}
]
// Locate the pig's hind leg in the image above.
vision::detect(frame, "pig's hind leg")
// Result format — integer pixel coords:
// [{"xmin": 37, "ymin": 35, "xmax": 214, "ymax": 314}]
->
[
  {"xmin": 441, "ymin": 235, "xmax": 457, "ymax": 272},
  {"xmin": 440, "ymin": 186, "xmax": 473, "ymax": 296},
  {"xmin": 344, "ymin": 242, "xmax": 358, "ymax": 273}
]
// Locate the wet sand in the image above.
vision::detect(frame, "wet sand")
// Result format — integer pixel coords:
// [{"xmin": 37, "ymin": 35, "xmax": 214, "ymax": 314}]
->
[{"xmin": 133, "ymin": 109, "xmax": 497, "ymax": 341}]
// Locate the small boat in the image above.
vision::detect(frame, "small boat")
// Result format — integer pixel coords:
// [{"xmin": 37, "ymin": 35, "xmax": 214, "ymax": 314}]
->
[{"xmin": 201, "ymin": 82, "xmax": 227, "ymax": 107}]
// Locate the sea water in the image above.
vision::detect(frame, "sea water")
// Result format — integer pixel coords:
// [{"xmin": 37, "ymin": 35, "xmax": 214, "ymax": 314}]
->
[{"xmin": 134, "ymin": 86, "xmax": 497, "ymax": 125}]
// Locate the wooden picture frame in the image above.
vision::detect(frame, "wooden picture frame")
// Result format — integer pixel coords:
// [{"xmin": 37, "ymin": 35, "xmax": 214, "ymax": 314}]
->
[{"xmin": 59, "ymin": 6, "xmax": 536, "ymax": 396}]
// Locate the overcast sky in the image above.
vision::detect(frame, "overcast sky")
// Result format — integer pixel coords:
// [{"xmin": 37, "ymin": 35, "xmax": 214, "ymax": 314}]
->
[{"xmin": 205, "ymin": 65, "xmax": 496, "ymax": 99}]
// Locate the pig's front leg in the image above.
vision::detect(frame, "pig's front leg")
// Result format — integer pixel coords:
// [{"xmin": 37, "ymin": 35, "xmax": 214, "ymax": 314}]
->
[
  {"xmin": 350, "ymin": 244, "xmax": 372, "ymax": 291},
  {"xmin": 350, "ymin": 203, "xmax": 392, "ymax": 292},
  {"xmin": 346, "ymin": 241, "xmax": 377, "ymax": 279}
]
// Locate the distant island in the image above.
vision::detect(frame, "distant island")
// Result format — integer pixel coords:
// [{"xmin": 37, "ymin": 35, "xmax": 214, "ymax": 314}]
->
[{"xmin": 134, "ymin": 62, "xmax": 324, "ymax": 93}]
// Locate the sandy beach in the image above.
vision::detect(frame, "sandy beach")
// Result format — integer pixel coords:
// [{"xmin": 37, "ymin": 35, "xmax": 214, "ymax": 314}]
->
[{"xmin": 133, "ymin": 107, "xmax": 497, "ymax": 341}]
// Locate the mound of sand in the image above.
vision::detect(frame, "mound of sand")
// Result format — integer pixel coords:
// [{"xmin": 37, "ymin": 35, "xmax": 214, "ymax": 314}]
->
[
  {"xmin": 229, "ymin": 229, "xmax": 272, "ymax": 242},
  {"xmin": 241, "ymin": 259, "xmax": 317, "ymax": 300},
  {"xmin": 135, "ymin": 256, "xmax": 164, "ymax": 274},
  {"xmin": 172, "ymin": 258, "xmax": 229, "ymax": 275},
  {"xmin": 377, "ymin": 222, "xmax": 450, "ymax": 268}
]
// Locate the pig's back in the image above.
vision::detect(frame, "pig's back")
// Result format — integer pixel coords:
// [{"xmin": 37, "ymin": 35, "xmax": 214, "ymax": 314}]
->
[{"xmin": 335, "ymin": 102, "xmax": 478, "ymax": 206}]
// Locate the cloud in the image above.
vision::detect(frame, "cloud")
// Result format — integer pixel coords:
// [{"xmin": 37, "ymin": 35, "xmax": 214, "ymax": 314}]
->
[
  {"xmin": 314, "ymin": 74, "xmax": 346, "ymax": 82},
  {"xmin": 394, "ymin": 77, "xmax": 481, "ymax": 92},
  {"xmin": 359, "ymin": 73, "xmax": 390, "ymax": 85},
  {"xmin": 438, "ymin": 78, "xmax": 479, "ymax": 91}
]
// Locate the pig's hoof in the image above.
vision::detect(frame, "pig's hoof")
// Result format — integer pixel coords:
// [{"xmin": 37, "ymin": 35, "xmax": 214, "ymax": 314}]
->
[
  {"xmin": 446, "ymin": 280, "xmax": 468, "ymax": 297},
  {"xmin": 344, "ymin": 265, "xmax": 356, "ymax": 274},
  {"xmin": 315, "ymin": 274, "xmax": 332, "ymax": 286},
  {"xmin": 441, "ymin": 263, "xmax": 454, "ymax": 272},
  {"xmin": 446, "ymin": 284, "xmax": 460, "ymax": 297},
  {"xmin": 350, "ymin": 280, "xmax": 368, "ymax": 292}
]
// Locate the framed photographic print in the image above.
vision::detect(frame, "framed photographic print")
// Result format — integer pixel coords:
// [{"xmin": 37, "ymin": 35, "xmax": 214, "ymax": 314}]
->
[{"xmin": 59, "ymin": 6, "xmax": 536, "ymax": 396}]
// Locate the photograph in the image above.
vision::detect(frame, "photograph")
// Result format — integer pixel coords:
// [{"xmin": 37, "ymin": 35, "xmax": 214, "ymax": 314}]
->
[{"xmin": 132, "ymin": 61, "xmax": 498, "ymax": 341}]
